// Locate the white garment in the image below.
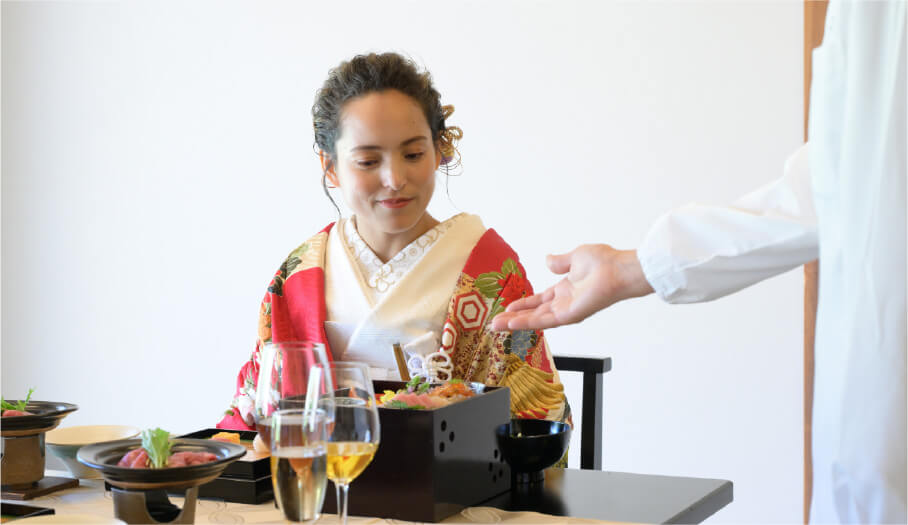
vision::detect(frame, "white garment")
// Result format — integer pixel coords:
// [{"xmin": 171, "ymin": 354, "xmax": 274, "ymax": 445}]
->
[
  {"xmin": 638, "ymin": 1, "xmax": 906, "ymax": 522},
  {"xmin": 340, "ymin": 214, "xmax": 465, "ymax": 303},
  {"xmin": 323, "ymin": 213, "xmax": 487, "ymax": 380},
  {"xmin": 639, "ymin": 144, "xmax": 817, "ymax": 303}
]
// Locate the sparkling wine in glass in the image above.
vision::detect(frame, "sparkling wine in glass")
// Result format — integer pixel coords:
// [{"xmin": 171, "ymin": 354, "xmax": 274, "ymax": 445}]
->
[
  {"xmin": 270, "ymin": 407, "xmax": 331, "ymax": 523},
  {"xmin": 325, "ymin": 362, "xmax": 380, "ymax": 525}
]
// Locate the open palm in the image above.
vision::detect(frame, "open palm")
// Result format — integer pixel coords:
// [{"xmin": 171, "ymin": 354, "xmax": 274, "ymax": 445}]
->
[{"xmin": 490, "ymin": 244, "xmax": 653, "ymax": 331}]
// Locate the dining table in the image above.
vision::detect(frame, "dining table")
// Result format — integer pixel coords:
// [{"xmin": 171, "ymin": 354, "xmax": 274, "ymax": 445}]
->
[{"xmin": 4, "ymin": 468, "xmax": 732, "ymax": 524}]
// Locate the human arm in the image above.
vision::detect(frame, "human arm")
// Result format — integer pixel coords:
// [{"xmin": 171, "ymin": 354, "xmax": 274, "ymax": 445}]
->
[{"xmin": 492, "ymin": 144, "xmax": 817, "ymax": 331}]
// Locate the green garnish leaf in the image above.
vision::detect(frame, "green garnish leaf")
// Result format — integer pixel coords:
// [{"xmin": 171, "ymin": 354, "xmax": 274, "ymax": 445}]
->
[
  {"xmin": 21, "ymin": 388, "xmax": 34, "ymax": 410},
  {"xmin": 449, "ymin": 378, "xmax": 463, "ymax": 384},
  {"xmin": 1, "ymin": 388, "xmax": 35, "ymax": 412},
  {"xmin": 141, "ymin": 428, "xmax": 173, "ymax": 468},
  {"xmin": 406, "ymin": 375, "xmax": 424, "ymax": 390},
  {"xmin": 385, "ymin": 400, "xmax": 426, "ymax": 410},
  {"xmin": 417, "ymin": 381, "xmax": 432, "ymax": 394}
]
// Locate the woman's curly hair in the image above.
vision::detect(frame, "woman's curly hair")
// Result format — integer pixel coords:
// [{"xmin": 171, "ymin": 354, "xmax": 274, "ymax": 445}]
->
[{"xmin": 312, "ymin": 52, "xmax": 462, "ymax": 194}]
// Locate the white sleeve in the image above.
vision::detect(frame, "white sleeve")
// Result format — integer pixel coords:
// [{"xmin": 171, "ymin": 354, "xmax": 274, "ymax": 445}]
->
[{"xmin": 637, "ymin": 143, "xmax": 818, "ymax": 304}]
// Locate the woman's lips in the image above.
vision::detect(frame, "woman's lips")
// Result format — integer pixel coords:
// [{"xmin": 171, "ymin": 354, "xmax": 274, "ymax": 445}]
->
[{"xmin": 378, "ymin": 198, "xmax": 413, "ymax": 209}]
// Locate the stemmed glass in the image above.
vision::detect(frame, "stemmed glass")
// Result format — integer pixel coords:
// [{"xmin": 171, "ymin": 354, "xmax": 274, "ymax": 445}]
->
[
  {"xmin": 270, "ymin": 407, "xmax": 331, "ymax": 522},
  {"xmin": 324, "ymin": 362, "xmax": 381, "ymax": 525},
  {"xmin": 254, "ymin": 341, "xmax": 334, "ymax": 523}
]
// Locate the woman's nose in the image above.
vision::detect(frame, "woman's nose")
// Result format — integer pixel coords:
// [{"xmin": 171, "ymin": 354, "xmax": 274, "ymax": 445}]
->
[{"xmin": 381, "ymin": 160, "xmax": 406, "ymax": 191}]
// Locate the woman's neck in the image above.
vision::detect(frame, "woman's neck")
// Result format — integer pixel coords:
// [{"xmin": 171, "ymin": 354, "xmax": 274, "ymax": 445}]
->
[{"xmin": 353, "ymin": 213, "xmax": 440, "ymax": 263}]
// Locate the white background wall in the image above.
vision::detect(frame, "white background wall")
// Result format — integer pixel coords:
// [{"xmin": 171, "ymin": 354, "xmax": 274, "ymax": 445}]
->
[{"xmin": 2, "ymin": 1, "xmax": 804, "ymax": 522}]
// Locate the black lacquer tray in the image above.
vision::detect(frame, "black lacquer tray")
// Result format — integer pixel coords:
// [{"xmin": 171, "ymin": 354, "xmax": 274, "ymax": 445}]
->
[
  {"xmin": 0, "ymin": 401, "xmax": 78, "ymax": 434},
  {"xmin": 175, "ymin": 429, "xmax": 273, "ymax": 504}
]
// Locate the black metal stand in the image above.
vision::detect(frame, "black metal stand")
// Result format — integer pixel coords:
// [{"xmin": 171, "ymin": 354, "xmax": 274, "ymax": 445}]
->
[{"xmin": 111, "ymin": 487, "xmax": 198, "ymax": 524}]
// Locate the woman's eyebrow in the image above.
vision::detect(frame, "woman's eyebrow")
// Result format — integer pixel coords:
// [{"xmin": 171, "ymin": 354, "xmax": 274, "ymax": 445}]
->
[
  {"xmin": 350, "ymin": 136, "xmax": 429, "ymax": 153},
  {"xmin": 350, "ymin": 144, "xmax": 381, "ymax": 152},
  {"xmin": 400, "ymin": 136, "xmax": 429, "ymax": 147}
]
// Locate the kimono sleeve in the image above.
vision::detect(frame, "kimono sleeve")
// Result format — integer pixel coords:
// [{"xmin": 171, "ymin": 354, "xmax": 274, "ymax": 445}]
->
[
  {"xmin": 215, "ymin": 297, "xmax": 270, "ymax": 430},
  {"xmin": 494, "ymin": 304, "xmax": 570, "ymax": 423},
  {"xmin": 450, "ymin": 239, "xmax": 571, "ymax": 425}
]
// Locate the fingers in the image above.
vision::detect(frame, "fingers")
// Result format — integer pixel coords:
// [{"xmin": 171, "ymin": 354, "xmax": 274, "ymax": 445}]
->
[
  {"xmin": 546, "ymin": 252, "xmax": 572, "ymax": 275},
  {"xmin": 505, "ymin": 287, "xmax": 553, "ymax": 312},
  {"xmin": 492, "ymin": 308, "xmax": 563, "ymax": 331},
  {"xmin": 490, "ymin": 311, "xmax": 517, "ymax": 331}
]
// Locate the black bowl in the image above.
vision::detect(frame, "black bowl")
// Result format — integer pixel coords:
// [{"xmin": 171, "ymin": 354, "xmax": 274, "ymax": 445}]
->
[
  {"xmin": 77, "ymin": 438, "xmax": 246, "ymax": 490},
  {"xmin": 495, "ymin": 419, "xmax": 570, "ymax": 484},
  {"xmin": 0, "ymin": 401, "xmax": 78, "ymax": 434}
]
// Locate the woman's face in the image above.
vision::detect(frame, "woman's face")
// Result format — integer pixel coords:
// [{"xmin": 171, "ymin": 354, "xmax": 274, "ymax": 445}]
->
[{"xmin": 328, "ymin": 89, "xmax": 440, "ymax": 243}]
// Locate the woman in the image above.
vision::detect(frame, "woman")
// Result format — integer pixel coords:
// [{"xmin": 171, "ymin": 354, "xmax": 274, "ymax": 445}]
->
[{"xmin": 218, "ymin": 52, "xmax": 568, "ymax": 430}]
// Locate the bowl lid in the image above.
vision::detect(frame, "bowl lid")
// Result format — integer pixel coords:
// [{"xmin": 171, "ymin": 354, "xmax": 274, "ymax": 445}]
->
[
  {"xmin": 77, "ymin": 438, "xmax": 246, "ymax": 489},
  {"xmin": 1, "ymin": 401, "xmax": 78, "ymax": 433}
]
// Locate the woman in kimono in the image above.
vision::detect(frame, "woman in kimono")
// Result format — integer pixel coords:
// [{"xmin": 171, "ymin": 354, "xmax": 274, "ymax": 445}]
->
[{"xmin": 218, "ymin": 52, "xmax": 568, "ymax": 431}]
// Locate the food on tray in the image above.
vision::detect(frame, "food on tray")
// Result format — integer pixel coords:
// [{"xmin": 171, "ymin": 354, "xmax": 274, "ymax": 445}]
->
[
  {"xmin": 1, "ymin": 388, "xmax": 35, "ymax": 416},
  {"xmin": 210, "ymin": 431, "xmax": 241, "ymax": 444},
  {"xmin": 117, "ymin": 428, "xmax": 217, "ymax": 468},
  {"xmin": 378, "ymin": 377, "xmax": 475, "ymax": 410}
]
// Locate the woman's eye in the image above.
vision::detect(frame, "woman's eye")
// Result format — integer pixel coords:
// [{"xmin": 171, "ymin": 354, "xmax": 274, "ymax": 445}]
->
[
  {"xmin": 356, "ymin": 159, "xmax": 378, "ymax": 168},
  {"xmin": 405, "ymin": 152, "xmax": 425, "ymax": 161}
]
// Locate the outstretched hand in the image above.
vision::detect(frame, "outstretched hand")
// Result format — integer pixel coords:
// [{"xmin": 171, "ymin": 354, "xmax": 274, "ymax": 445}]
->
[{"xmin": 490, "ymin": 244, "xmax": 654, "ymax": 331}]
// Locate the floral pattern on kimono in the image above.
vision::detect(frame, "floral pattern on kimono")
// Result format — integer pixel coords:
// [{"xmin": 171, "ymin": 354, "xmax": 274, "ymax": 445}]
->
[
  {"xmin": 217, "ymin": 227, "xmax": 331, "ymax": 430},
  {"xmin": 439, "ymin": 229, "xmax": 569, "ymax": 423}
]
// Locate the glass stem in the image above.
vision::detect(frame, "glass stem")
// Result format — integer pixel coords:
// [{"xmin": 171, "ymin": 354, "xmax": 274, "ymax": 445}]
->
[{"xmin": 336, "ymin": 482, "xmax": 350, "ymax": 525}]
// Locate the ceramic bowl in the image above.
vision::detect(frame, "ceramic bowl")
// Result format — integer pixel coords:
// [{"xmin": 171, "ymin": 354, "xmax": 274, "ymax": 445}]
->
[
  {"xmin": 46, "ymin": 425, "xmax": 140, "ymax": 479},
  {"xmin": 495, "ymin": 418, "xmax": 571, "ymax": 484},
  {"xmin": 77, "ymin": 438, "xmax": 246, "ymax": 490}
]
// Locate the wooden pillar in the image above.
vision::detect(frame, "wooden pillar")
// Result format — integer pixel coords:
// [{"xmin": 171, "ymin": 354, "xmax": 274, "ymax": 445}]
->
[{"xmin": 803, "ymin": 1, "xmax": 828, "ymax": 522}]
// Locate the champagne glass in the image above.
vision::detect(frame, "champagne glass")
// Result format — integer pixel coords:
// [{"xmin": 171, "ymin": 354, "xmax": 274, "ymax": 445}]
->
[
  {"xmin": 271, "ymin": 407, "xmax": 331, "ymax": 523},
  {"xmin": 325, "ymin": 362, "xmax": 380, "ymax": 525}
]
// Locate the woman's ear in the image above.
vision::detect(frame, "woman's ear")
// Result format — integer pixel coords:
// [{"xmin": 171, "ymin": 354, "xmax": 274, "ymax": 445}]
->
[{"xmin": 320, "ymin": 152, "xmax": 340, "ymax": 188}]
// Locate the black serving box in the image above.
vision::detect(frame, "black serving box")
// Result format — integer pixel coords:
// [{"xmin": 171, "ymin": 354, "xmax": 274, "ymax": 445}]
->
[
  {"xmin": 321, "ymin": 380, "xmax": 512, "ymax": 522},
  {"xmin": 173, "ymin": 429, "xmax": 273, "ymax": 504}
]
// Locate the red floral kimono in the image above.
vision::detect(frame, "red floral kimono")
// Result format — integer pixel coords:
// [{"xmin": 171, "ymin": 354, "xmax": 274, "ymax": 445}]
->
[{"xmin": 218, "ymin": 216, "xmax": 569, "ymax": 430}]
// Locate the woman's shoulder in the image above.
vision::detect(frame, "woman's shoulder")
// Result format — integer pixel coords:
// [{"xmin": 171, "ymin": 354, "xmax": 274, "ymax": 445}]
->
[
  {"xmin": 458, "ymin": 221, "xmax": 526, "ymax": 277},
  {"xmin": 282, "ymin": 222, "xmax": 335, "ymax": 262},
  {"xmin": 265, "ymin": 222, "xmax": 336, "ymax": 295}
]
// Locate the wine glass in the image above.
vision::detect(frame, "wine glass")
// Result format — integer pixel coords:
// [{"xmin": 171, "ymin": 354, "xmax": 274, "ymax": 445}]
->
[
  {"xmin": 254, "ymin": 341, "xmax": 334, "ymax": 522},
  {"xmin": 324, "ymin": 362, "xmax": 381, "ymax": 525},
  {"xmin": 253, "ymin": 341, "xmax": 333, "ymax": 444},
  {"xmin": 270, "ymin": 407, "xmax": 331, "ymax": 523}
]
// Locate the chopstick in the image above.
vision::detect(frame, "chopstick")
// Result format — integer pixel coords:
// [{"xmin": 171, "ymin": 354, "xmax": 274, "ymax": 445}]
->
[{"xmin": 392, "ymin": 343, "xmax": 411, "ymax": 381}]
